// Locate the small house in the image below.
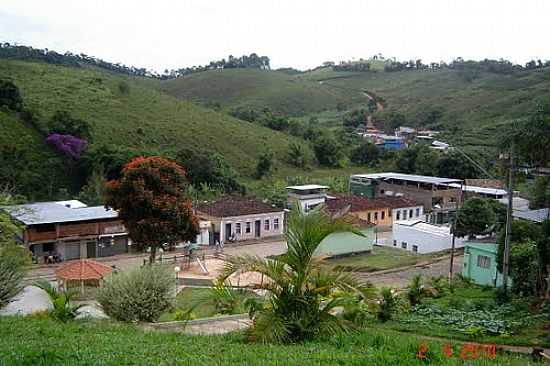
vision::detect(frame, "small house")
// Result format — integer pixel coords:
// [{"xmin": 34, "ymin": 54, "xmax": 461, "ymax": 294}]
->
[
  {"xmin": 390, "ymin": 220, "xmax": 465, "ymax": 254},
  {"xmin": 462, "ymin": 242, "xmax": 505, "ymax": 287},
  {"xmin": 286, "ymin": 184, "xmax": 329, "ymax": 212},
  {"xmin": 195, "ymin": 197, "xmax": 285, "ymax": 245}
]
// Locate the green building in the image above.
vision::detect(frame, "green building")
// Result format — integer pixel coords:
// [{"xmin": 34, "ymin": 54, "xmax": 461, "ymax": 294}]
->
[
  {"xmin": 462, "ymin": 242, "xmax": 506, "ymax": 287},
  {"xmin": 315, "ymin": 228, "xmax": 375, "ymax": 257},
  {"xmin": 349, "ymin": 176, "xmax": 376, "ymax": 198}
]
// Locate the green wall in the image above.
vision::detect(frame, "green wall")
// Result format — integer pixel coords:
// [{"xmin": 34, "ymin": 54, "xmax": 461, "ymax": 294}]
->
[
  {"xmin": 315, "ymin": 228, "xmax": 374, "ymax": 257},
  {"xmin": 462, "ymin": 242, "xmax": 505, "ymax": 287}
]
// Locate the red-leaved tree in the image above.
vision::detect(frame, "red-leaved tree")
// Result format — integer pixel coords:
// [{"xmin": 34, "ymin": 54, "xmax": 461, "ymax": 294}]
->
[{"xmin": 104, "ymin": 156, "xmax": 199, "ymax": 263}]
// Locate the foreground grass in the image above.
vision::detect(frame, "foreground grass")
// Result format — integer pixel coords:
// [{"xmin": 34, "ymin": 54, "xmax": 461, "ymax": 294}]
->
[
  {"xmin": 0, "ymin": 317, "xmax": 537, "ymax": 365},
  {"xmin": 325, "ymin": 245, "xmax": 438, "ymax": 272}
]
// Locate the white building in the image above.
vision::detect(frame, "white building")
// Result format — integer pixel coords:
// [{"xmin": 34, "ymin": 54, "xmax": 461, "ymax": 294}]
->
[
  {"xmin": 286, "ymin": 184, "xmax": 329, "ymax": 212},
  {"xmin": 389, "ymin": 220, "xmax": 465, "ymax": 254}
]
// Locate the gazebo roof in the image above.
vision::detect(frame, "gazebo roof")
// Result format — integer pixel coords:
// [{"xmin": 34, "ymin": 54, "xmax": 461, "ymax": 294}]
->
[{"xmin": 55, "ymin": 260, "xmax": 113, "ymax": 281}]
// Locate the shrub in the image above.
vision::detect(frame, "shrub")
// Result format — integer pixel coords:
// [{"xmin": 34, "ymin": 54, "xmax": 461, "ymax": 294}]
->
[
  {"xmin": 45, "ymin": 133, "xmax": 88, "ymax": 160},
  {"xmin": 97, "ymin": 265, "xmax": 174, "ymax": 322},
  {"xmin": 0, "ymin": 247, "xmax": 26, "ymax": 308},
  {"xmin": 377, "ymin": 287, "xmax": 398, "ymax": 322},
  {"xmin": 406, "ymin": 274, "xmax": 434, "ymax": 306},
  {"xmin": 35, "ymin": 281, "xmax": 82, "ymax": 322},
  {"xmin": 0, "ymin": 79, "xmax": 23, "ymax": 111},
  {"xmin": 118, "ymin": 81, "xmax": 130, "ymax": 95}
]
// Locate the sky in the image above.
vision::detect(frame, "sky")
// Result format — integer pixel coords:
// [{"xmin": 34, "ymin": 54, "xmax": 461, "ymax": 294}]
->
[{"xmin": 1, "ymin": 0, "xmax": 549, "ymax": 72}]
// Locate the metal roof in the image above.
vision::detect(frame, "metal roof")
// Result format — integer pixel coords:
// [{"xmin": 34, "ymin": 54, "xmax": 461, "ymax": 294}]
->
[
  {"xmin": 394, "ymin": 220, "xmax": 452, "ymax": 237},
  {"xmin": 286, "ymin": 184, "xmax": 329, "ymax": 190},
  {"xmin": 351, "ymin": 172, "xmax": 462, "ymax": 185},
  {"xmin": 448, "ymin": 183, "xmax": 507, "ymax": 196},
  {"xmin": 3, "ymin": 201, "xmax": 118, "ymax": 225},
  {"xmin": 513, "ymin": 208, "xmax": 550, "ymax": 223}
]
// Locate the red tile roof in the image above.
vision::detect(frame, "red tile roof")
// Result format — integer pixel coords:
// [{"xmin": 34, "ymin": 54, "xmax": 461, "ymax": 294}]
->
[
  {"xmin": 55, "ymin": 259, "xmax": 113, "ymax": 281},
  {"xmin": 195, "ymin": 197, "xmax": 283, "ymax": 218},
  {"xmin": 326, "ymin": 194, "xmax": 419, "ymax": 213}
]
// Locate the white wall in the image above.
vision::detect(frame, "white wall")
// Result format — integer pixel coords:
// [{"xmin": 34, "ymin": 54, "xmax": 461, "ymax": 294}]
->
[
  {"xmin": 392, "ymin": 205, "xmax": 424, "ymax": 222},
  {"xmin": 389, "ymin": 222, "xmax": 464, "ymax": 254},
  {"xmin": 220, "ymin": 212, "xmax": 284, "ymax": 243}
]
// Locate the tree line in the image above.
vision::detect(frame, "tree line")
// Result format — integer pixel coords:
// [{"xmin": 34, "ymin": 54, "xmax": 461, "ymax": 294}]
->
[{"xmin": 0, "ymin": 43, "xmax": 269, "ymax": 80}]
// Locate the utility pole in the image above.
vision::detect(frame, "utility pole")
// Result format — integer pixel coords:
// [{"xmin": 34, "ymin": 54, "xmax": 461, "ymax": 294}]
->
[
  {"xmin": 449, "ymin": 179, "xmax": 464, "ymax": 291},
  {"xmin": 502, "ymin": 143, "xmax": 515, "ymax": 293}
]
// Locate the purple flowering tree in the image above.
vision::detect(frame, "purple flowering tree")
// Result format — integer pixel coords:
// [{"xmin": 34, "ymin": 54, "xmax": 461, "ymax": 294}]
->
[{"xmin": 45, "ymin": 133, "xmax": 88, "ymax": 160}]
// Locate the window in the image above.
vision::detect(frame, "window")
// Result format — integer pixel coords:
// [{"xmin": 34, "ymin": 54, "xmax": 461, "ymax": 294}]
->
[
  {"xmin": 477, "ymin": 255, "xmax": 491, "ymax": 269},
  {"xmin": 416, "ymin": 208, "xmax": 420, "ymax": 217},
  {"xmin": 274, "ymin": 218, "xmax": 280, "ymax": 230},
  {"xmin": 401, "ymin": 242, "xmax": 407, "ymax": 249},
  {"xmin": 367, "ymin": 213, "xmax": 371, "ymax": 222},
  {"xmin": 412, "ymin": 245, "xmax": 418, "ymax": 253},
  {"xmin": 42, "ymin": 243, "xmax": 54, "ymax": 252},
  {"xmin": 264, "ymin": 219, "xmax": 270, "ymax": 231},
  {"xmin": 403, "ymin": 210, "xmax": 407, "ymax": 220},
  {"xmin": 380, "ymin": 189, "xmax": 385, "ymax": 194},
  {"xmin": 396, "ymin": 211, "xmax": 401, "ymax": 220},
  {"xmin": 393, "ymin": 240, "xmax": 397, "ymax": 247},
  {"xmin": 235, "ymin": 223, "xmax": 241, "ymax": 234},
  {"xmin": 245, "ymin": 222, "xmax": 251, "ymax": 234},
  {"xmin": 374, "ymin": 212, "xmax": 378, "ymax": 220},
  {"xmin": 381, "ymin": 211, "xmax": 385, "ymax": 220},
  {"xmin": 409, "ymin": 209, "xmax": 413, "ymax": 218}
]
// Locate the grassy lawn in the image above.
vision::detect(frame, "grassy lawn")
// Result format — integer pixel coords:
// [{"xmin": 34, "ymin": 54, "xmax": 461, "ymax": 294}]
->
[
  {"xmin": 368, "ymin": 287, "xmax": 550, "ymax": 349},
  {"xmin": 0, "ymin": 317, "xmax": 538, "ymax": 365},
  {"xmin": 324, "ymin": 245, "xmax": 439, "ymax": 272}
]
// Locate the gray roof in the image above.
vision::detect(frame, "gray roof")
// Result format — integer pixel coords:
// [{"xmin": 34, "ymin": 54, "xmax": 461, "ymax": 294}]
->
[
  {"xmin": 3, "ymin": 201, "xmax": 118, "ymax": 225},
  {"xmin": 351, "ymin": 172, "xmax": 462, "ymax": 185},
  {"xmin": 513, "ymin": 208, "xmax": 550, "ymax": 223}
]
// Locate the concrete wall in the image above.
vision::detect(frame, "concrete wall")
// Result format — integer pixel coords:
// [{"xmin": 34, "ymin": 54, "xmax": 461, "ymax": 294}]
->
[
  {"xmin": 353, "ymin": 208, "xmax": 392, "ymax": 226},
  {"xmin": 315, "ymin": 228, "xmax": 375, "ymax": 257},
  {"xmin": 376, "ymin": 182, "xmax": 461, "ymax": 213},
  {"xmin": 202, "ymin": 212, "xmax": 285, "ymax": 244},
  {"xmin": 462, "ymin": 243, "xmax": 505, "ymax": 287},
  {"xmin": 389, "ymin": 223, "xmax": 465, "ymax": 254},
  {"xmin": 392, "ymin": 206, "xmax": 424, "ymax": 222}
]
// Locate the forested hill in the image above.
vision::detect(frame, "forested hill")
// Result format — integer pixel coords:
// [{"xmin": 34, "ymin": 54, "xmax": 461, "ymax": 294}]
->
[{"xmin": 0, "ymin": 59, "xmax": 309, "ymax": 200}]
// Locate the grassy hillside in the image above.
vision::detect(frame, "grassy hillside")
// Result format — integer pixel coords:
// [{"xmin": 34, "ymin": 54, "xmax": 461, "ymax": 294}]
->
[
  {"xmin": 304, "ymin": 67, "xmax": 550, "ymax": 147},
  {"xmin": 159, "ymin": 69, "xmax": 350, "ymax": 116},
  {"xmin": 0, "ymin": 60, "xmax": 310, "ymax": 198},
  {"xmin": 0, "ymin": 317, "xmax": 535, "ymax": 365}
]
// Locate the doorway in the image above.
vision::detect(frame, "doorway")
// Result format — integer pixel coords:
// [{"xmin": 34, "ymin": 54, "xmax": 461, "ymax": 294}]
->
[
  {"xmin": 225, "ymin": 223, "xmax": 232, "ymax": 241},
  {"xmin": 254, "ymin": 220, "xmax": 261, "ymax": 238}
]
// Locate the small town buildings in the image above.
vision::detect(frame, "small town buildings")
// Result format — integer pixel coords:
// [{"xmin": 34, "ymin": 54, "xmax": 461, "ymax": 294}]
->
[
  {"xmin": 350, "ymin": 173, "xmax": 462, "ymax": 224},
  {"xmin": 195, "ymin": 197, "xmax": 285, "ymax": 245},
  {"xmin": 390, "ymin": 220, "xmax": 465, "ymax": 254},
  {"xmin": 513, "ymin": 208, "xmax": 550, "ymax": 223},
  {"xmin": 286, "ymin": 184, "xmax": 329, "ymax": 212},
  {"xmin": 4, "ymin": 200, "xmax": 129, "ymax": 262},
  {"xmin": 462, "ymin": 242, "xmax": 504, "ymax": 287}
]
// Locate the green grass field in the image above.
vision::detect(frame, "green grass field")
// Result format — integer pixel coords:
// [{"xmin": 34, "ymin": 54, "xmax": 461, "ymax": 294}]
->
[
  {"xmin": 0, "ymin": 317, "xmax": 537, "ymax": 365},
  {"xmin": 159, "ymin": 68, "xmax": 350, "ymax": 116},
  {"xmin": 325, "ymin": 245, "xmax": 438, "ymax": 272}
]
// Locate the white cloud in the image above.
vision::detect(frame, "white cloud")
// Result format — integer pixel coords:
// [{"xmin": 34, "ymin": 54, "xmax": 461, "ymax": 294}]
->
[{"xmin": 1, "ymin": 0, "xmax": 549, "ymax": 72}]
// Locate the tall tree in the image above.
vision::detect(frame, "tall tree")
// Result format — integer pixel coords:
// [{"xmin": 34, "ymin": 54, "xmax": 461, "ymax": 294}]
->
[
  {"xmin": 455, "ymin": 198, "xmax": 496, "ymax": 239},
  {"xmin": 104, "ymin": 156, "xmax": 199, "ymax": 263}
]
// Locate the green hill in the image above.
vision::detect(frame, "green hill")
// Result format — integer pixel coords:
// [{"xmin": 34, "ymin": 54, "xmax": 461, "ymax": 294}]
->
[
  {"xmin": 159, "ymin": 69, "xmax": 350, "ymax": 116},
  {"xmin": 303, "ymin": 66, "xmax": 550, "ymax": 147},
  {"xmin": 0, "ymin": 60, "xmax": 308, "ymax": 199}
]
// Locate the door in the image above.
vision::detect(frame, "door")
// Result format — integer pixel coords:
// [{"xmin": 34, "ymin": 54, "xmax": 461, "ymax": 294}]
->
[
  {"xmin": 64, "ymin": 242, "xmax": 81, "ymax": 260},
  {"xmin": 225, "ymin": 223, "xmax": 232, "ymax": 241},
  {"xmin": 86, "ymin": 241, "xmax": 97, "ymax": 258},
  {"xmin": 255, "ymin": 220, "xmax": 261, "ymax": 238}
]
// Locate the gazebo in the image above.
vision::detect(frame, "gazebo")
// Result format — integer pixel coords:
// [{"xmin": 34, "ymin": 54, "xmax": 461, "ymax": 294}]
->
[{"xmin": 55, "ymin": 260, "xmax": 113, "ymax": 293}]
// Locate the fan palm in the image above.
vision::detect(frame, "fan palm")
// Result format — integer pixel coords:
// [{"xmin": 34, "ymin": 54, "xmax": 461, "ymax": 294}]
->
[
  {"xmin": 219, "ymin": 206, "xmax": 371, "ymax": 343},
  {"xmin": 35, "ymin": 281, "xmax": 82, "ymax": 322}
]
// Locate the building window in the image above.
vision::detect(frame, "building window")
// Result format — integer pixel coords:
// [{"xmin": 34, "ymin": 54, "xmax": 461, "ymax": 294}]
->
[
  {"xmin": 264, "ymin": 219, "xmax": 270, "ymax": 231},
  {"xmin": 393, "ymin": 240, "xmax": 397, "ymax": 246},
  {"xmin": 477, "ymin": 255, "xmax": 491, "ymax": 269},
  {"xmin": 403, "ymin": 210, "xmax": 407, "ymax": 220},
  {"xmin": 367, "ymin": 213, "xmax": 371, "ymax": 222},
  {"xmin": 381, "ymin": 211, "xmax": 385, "ymax": 220},
  {"xmin": 245, "ymin": 222, "xmax": 251, "ymax": 234},
  {"xmin": 274, "ymin": 218, "xmax": 279, "ymax": 230},
  {"xmin": 396, "ymin": 211, "xmax": 400, "ymax": 220},
  {"xmin": 401, "ymin": 242, "xmax": 407, "ymax": 249},
  {"xmin": 412, "ymin": 245, "xmax": 418, "ymax": 253},
  {"xmin": 235, "ymin": 223, "xmax": 241, "ymax": 234},
  {"xmin": 374, "ymin": 212, "xmax": 378, "ymax": 221},
  {"xmin": 409, "ymin": 209, "xmax": 413, "ymax": 218},
  {"xmin": 416, "ymin": 208, "xmax": 420, "ymax": 217}
]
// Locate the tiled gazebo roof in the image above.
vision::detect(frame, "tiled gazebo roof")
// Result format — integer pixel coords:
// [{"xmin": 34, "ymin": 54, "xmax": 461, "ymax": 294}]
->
[{"xmin": 55, "ymin": 259, "xmax": 113, "ymax": 281}]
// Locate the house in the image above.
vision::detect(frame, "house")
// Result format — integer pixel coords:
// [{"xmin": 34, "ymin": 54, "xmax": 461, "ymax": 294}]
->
[
  {"xmin": 462, "ymin": 241, "xmax": 505, "ymax": 287},
  {"xmin": 390, "ymin": 220, "xmax": 465, "ymax": 254},
  {"xmin": 3, "ymin": 200, "xmax": 129, "ymax": 262},
  {"xmin": 350, "ymin": 173, "xmax": 462, "ymax": 224},
  {"xmin": 315, "ymin": 216, "xmax": 375, "ymax": 257},
  {"xmin": 286, "ymin": 184, "xmax": 329, "ymax": 212},
  {"xmin": 325, "ymin": 194, "xmax": 423, "ymax": 228},
  {"xmin": 513, "ymin": 208, "xmax": 550, "ymax": 223},
  {"xmin": 195, "ymin": 197, "xmax": 285, "ymax": 245}
]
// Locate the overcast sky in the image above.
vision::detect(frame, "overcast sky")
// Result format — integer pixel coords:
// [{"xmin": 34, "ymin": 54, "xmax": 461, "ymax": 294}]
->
[{"xmin": 1, "ymin": 0, "xmax": 549, "ymax": 72}]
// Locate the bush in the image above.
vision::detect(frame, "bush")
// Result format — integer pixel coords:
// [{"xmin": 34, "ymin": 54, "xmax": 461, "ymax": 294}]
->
[
  {"xmin": 35, "ymin": 281, "xmax": 82, "ymax": 322},
  {"xmin": 97, "ymin": 265, "xmax": 174, "ymax": 322},
  {"xmin": 0, "ymin": 246, "xmax": 26, "ymax": 308},
  {"xmin": 377, "ymin": 287, "xmax": 398, "ymax": 322},
  {"xmin": 0, "ymin": 79, "xmax": 23, "ymax": 111}
]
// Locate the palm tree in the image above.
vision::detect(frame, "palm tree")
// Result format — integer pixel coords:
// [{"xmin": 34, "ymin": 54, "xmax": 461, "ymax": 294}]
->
[
  {"xmin": 35, "ymin": 281, "xmax": 82, "ymax": 322},
  {"xmin": 219, "ymin": 206, "xmax": 371, "ymax": 343}
]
